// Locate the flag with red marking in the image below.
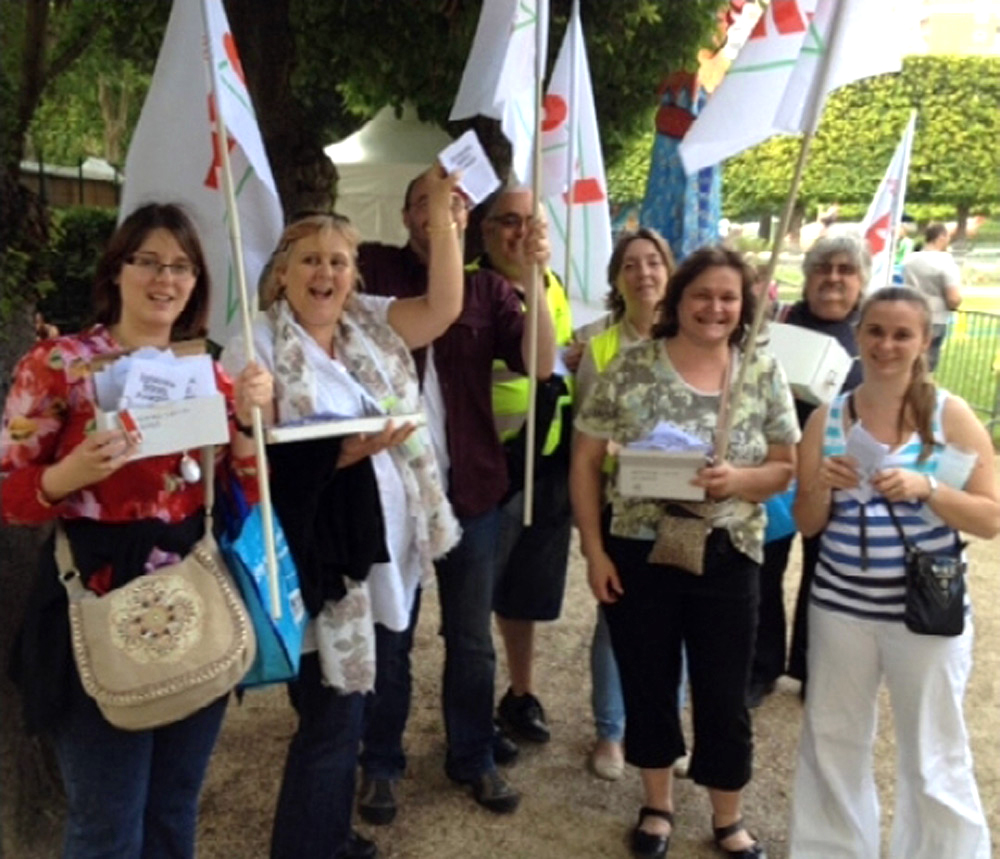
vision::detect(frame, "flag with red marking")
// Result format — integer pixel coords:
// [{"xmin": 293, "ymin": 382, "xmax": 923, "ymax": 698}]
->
[
  {"xmin": 120, "ymin": 0, "xmax": 282, "ymax": 344},
  {"xmin": 542, "ymin": 1, "xmax": 611, "ymax": 318},
  {"xmin": 860, "ymin": 111, "xmax": 916, "ymax": 288},
  {"xmin": 679, "ymin": 0, "xmax": 902, "ymax": 174}
]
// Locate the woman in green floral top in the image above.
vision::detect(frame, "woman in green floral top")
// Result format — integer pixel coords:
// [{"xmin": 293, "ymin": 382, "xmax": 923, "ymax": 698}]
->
[{"xmin": 571, "ymin": 246, "xmax": 799, "ymax": 859}]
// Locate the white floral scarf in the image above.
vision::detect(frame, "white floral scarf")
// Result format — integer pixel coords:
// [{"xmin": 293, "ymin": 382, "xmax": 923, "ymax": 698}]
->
[{"xmin": 268, "ymin": 297, "xmax": 460, "ymax": 692}]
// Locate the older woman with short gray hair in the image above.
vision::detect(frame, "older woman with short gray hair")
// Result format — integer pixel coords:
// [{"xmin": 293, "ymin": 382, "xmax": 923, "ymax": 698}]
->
[{"xmin": 748, "ymin": 233, "xmax": 869, "ymax": 709}]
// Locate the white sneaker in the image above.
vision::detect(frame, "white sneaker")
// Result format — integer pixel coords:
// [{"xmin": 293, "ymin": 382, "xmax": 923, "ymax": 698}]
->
[
  {"xmin": 672, "ymin": 752, "xmax": 691, "ymax": 779},
  {"xmin": 588, "ymin": 739, "xmax": 625, "ymax": 781}
]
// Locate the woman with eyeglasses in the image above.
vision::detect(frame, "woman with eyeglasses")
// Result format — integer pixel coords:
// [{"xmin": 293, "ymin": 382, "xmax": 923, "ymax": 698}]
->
[
  {"xmin": 748, "ymin": 234, "xmax": 869, "ymax": 709},
  {"xmin": 2, "ymin": 203, "xmax": 273, "ymax": 858},
  {"xmin": 221, "ymin": 164, "xmax": 463, "ymax": 859}
]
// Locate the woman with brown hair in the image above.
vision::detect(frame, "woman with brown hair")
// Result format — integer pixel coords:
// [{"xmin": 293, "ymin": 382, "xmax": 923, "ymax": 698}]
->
[
  {"xmin": 2, "ymin": 203, "xmax": 272, "ymax": 857},
  {"xmin": 574, "ymin": 227, "xmax": 676, "ymax": 781},
  {"xmin": 789, "ymin": 287, "xmax": 999, "ymax": 858},
  {"xmin": 572, "ymin": 246, "xmax": 799, "ymax": 858}
]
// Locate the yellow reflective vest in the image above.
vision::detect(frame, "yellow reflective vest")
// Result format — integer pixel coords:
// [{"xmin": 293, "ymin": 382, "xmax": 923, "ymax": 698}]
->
[
  {"xmin": 588, "ymin": 322, "xmax": 622, "ymax": 374},
  {"xmin": 468, "ymin": 259, "xmax": 573, "ymax": 456}
]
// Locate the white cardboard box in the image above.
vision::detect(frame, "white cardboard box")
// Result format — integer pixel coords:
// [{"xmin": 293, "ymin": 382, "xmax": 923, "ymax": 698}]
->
[
  {"xmin": 96, "ymin": 394, "xmax": 230, "ymax": 459},
  {"xmin": 766, "ymin": 322, "xmax": 853, "ymax": 405},
  {"xmin": 617, "ymin": 448, "xmax": 707, "ymax": 501}
]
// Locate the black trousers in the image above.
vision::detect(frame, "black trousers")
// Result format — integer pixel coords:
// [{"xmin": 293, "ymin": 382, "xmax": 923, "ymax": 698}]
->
[{"xmin": 602, "ymin": 527, "xmax": 759, "ymax": 791}]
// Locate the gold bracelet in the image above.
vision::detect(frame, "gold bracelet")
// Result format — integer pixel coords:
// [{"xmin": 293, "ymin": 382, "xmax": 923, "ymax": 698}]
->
[{"xmin": 426, "ymin": 222, "xmax": 457, "ymax": 235}]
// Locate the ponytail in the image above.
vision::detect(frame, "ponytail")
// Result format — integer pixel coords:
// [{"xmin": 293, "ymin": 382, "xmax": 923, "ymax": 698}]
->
[{"xmin": 903, "ymin": 351, "xmax": 937, "ymax": 462}]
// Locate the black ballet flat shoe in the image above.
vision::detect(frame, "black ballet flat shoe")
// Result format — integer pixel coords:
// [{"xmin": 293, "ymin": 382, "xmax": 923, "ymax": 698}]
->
[
  {"xmin": 631, "ymin": 806, "xmax": 674, "ymax": 858},
  {"xmin": 712, "ymin": 817, "xmax": 766, "ymax": 858}
]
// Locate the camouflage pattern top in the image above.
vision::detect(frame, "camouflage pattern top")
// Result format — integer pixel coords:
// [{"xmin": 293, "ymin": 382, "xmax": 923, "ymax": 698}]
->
[{"xmin": 575, "ymin": 338, "xmax": 799, "ymax": 563}]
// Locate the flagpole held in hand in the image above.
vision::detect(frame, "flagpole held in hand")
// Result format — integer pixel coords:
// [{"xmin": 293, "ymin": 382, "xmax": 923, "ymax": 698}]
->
[
  {"xmin": 716, "ymin": 0, "xmax": 850, "ymax": 462},
  {"xmin": 523, "ymin": 0, "xmax": 548, "ymax": 528},
  {"xmin": 201, "ymin": 1, "xmax": 281, "ymax": 619}
]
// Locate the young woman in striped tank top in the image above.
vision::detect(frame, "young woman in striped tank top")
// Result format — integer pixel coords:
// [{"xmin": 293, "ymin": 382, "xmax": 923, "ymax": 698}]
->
[{"xmin": 788, "ymin": 287, "xmax": 999, "ymax": 859}]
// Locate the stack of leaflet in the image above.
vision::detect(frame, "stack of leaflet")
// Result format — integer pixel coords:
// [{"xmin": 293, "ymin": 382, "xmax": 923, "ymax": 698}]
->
[
  {"xmin": 617, "ymin": 422, "xmax": 710, "ymax": 501},
  {"xmin": 93, "ymin": 347, "xmax": 229, "ymax": 458}
]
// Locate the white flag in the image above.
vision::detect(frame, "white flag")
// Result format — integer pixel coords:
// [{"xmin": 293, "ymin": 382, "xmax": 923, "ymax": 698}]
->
[
  {"xmin": 680, "ymin": 0, "xmax": 902, "ymax": 174},
  {"xmin": 542, "ymin": 2, "xmax": 611, "ymax": 318},
  {"xmin": 860, "ymin": 111, "xmax": 916, "ymax": 287},
  {"xmin": 120, "ymin": 0, "xmax": 283, "ymax": 345},
  {"xmin": 774, "ymin": 0, "xmax": 902, "ymax": 133},
  {"xmin": 450, "ymin": 0, "xmax": 548, "ymax": 185}
]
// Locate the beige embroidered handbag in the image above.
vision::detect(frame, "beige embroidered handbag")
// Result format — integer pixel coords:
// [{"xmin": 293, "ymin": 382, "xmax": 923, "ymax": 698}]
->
[{"xmin": 55, "ymin": 449, "xmax": 256, "ymax": 731}]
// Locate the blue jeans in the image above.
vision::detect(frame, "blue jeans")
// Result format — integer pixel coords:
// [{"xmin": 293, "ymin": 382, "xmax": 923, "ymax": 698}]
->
[
  {"xmin": 360, "ymin": 591, "xmax": 422, "ymax": 780},
  {"xmin": 271, "ymin": 654, "xmax": 366, "ymax": 859},
  {"xmin": 51, "ymin": 680, "xmax": 227, "ymax": 859},
  {"xmin": 591, "ymin": 608, "xmax": 625, "ymax": 742},
  {"xmin": 361, "ymin": 509, "xmax": 501, "ymax": 784},
  {"xmin": 591, "ymin": 608, "xmax": 689, "ymax": 743}
]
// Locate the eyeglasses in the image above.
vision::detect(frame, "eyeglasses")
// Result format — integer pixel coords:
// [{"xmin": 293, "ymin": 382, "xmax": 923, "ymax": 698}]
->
[
  {"xmin": 814, "ymin": 261, "xmax": 858, "ymax": 276},
  {"xmin": 125, "ymin": 255, "xmax": 198, "ymax": 279},
  {"xmin": 488, "ymin": 213, "xmax": 530, "ymax": 230}
]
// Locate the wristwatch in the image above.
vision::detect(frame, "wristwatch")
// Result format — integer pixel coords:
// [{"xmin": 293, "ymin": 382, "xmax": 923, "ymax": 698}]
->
[{"xmin": 925, "ymin": 474, "xmax": 938, "ymax": 500}]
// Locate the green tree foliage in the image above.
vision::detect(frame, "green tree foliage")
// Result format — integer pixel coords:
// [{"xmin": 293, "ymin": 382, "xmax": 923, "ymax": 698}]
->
[
  {"xmin": 722, "ymin": 55, "xmax": 1000, "ymax": 223},
  {"xmin": 222, "ymin": 0, "xmax": 726, "ymax": 212}
]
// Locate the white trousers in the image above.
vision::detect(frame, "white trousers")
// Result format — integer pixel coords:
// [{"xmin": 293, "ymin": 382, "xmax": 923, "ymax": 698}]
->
[{"xmin": 789, "ymin": 604, "xmax": 989, "ymax": 859}]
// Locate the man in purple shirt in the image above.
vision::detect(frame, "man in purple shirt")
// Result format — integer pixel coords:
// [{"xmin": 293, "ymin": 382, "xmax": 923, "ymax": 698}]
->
[{"xmin": 356, "ymin": 171, "xmax": 555, "ymax": 820}]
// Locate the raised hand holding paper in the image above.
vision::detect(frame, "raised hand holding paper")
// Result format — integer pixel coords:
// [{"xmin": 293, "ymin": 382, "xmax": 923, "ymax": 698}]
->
[{"xmin": 438, "ymin": 130, "xmax": 500, "ymax": 207}]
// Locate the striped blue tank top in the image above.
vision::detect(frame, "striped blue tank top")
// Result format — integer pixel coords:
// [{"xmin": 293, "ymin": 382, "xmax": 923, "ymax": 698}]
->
[{"xmin": 811, "ymin": 389, "xmax": 963, "ymax": 623}]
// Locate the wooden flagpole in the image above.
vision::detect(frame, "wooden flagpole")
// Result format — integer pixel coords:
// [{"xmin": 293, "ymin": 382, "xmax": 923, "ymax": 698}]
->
[
  {"xmin": 523, "ymin": 0, "xmax": 547, "ymax": 527},
  {"xmin": 561, "ymin": 0, "xmax": 581, "ymax": 304},
  {"xmin": 202, "ymin": 2, "xmax": 281, "ymax": 618},
  {"xmin": 715, "ymin": 0, "xmax": 849, "ymax": 462}
]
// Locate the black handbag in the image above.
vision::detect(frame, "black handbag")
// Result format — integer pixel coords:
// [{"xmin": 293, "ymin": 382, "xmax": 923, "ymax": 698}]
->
[{"xmin": 885, "ymin": 501, "xmax": 967, "ymax": 637}]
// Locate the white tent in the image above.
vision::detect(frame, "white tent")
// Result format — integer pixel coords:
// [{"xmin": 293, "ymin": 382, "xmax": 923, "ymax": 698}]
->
[{"xmin": 325, "ymin": 104, "xmax": 452, "ymax": 246}]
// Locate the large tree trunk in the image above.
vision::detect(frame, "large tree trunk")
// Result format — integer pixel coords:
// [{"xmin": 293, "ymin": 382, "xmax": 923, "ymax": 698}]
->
[{"xmin": 225, "ymin": 0, "xmax": 337, "ymax": 215}]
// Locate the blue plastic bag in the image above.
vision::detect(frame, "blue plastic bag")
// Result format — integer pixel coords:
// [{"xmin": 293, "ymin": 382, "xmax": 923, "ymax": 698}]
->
[
  {"xmin": 219, "ymin": 480, "xmax": 305, "ymax": 688},
  {"xmin": 764, "ymin": 483, "xmax": 798, "ymax": 544}
]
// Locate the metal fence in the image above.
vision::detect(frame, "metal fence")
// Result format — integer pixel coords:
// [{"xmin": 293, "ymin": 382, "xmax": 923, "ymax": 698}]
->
[{"xmin": 935, "ymin": 310, "xmax": 1000, "ymax": 443}]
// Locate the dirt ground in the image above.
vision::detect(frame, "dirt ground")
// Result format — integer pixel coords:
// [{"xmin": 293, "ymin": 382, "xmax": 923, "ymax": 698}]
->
[{"xmin": 4, "ymin": 495, "xmax": 998, "ymax": 858}]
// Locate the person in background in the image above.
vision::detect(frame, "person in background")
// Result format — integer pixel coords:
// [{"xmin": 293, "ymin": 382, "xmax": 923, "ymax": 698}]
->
[
  {"xmin": 222, "ymin": 165, "xmax": 464, "ymax": 859},
  {"xmin": 750, "ymin": 234, "xmax": 868, "ymax": 707},
  {"xmin": 2, "ymin": 203, "xmax": 272, "ymax": 859},
  {"xmin": 465, "ymin": 185, "xmax": 574, "ymax": 752},
  {"xmin": 902, "ymin": 221, "xmax": 962, "ymax": 371},
  {"xmin": 573, "ymin": 246, "xmax": 798, "ymax": 859},
  {"xmin": 356, "ymin": 169, "xmax": 556, "ymax": 821},
  {"xmin": 789, "ymin": 286, "xmax": 998, "ymax": 858},
  {"xmin": 574, "ymin": 227, "xmax": 676, "ymax": 782}
]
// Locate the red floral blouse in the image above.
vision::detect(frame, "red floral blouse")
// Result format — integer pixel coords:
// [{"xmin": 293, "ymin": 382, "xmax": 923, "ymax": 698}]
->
[{"xmin": 1, "ymin": 325, "xmax": 260, "ymax": 527}]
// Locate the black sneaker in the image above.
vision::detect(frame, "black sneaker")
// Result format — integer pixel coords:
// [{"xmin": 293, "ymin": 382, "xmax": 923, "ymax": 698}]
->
[
  {"xmin": 497, "ymin": 688, "xmax": 550, "ymax": 743},
  {"xmin": 493, "ymin": 721, "xmax": 520, "ymax": 765},
  {"xmin": 468, "ymin": 770, "xmax": 520, "ymax": 814},
  {"xmin": 357, "ymin": 775, "xmax": 397, "ymax": 826},
  {"xmin": 338, "ymin": 829, "xmax": 378, "ymax": 859}
]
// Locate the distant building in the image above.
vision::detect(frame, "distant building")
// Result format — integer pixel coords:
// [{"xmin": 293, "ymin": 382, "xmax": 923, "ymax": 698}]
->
[
  {"xmin": 18, "ymin": 157, "xmax": 121, "ymax": 209},
  {"xmin": 912, "ymin": 1, "xmax": 1000, "ymax": 56}
]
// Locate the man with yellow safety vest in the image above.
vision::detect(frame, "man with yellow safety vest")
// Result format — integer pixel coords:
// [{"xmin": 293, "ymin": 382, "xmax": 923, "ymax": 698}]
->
[{"xmin": 470, "ymin": 186, "xmax": 575, "ymax": 752}]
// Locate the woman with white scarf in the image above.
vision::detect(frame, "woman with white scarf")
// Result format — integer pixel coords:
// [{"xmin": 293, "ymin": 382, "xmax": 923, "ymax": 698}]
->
[{"xmin": 222, "ymin": 165, "xmax": 463, "ymax": 859}]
